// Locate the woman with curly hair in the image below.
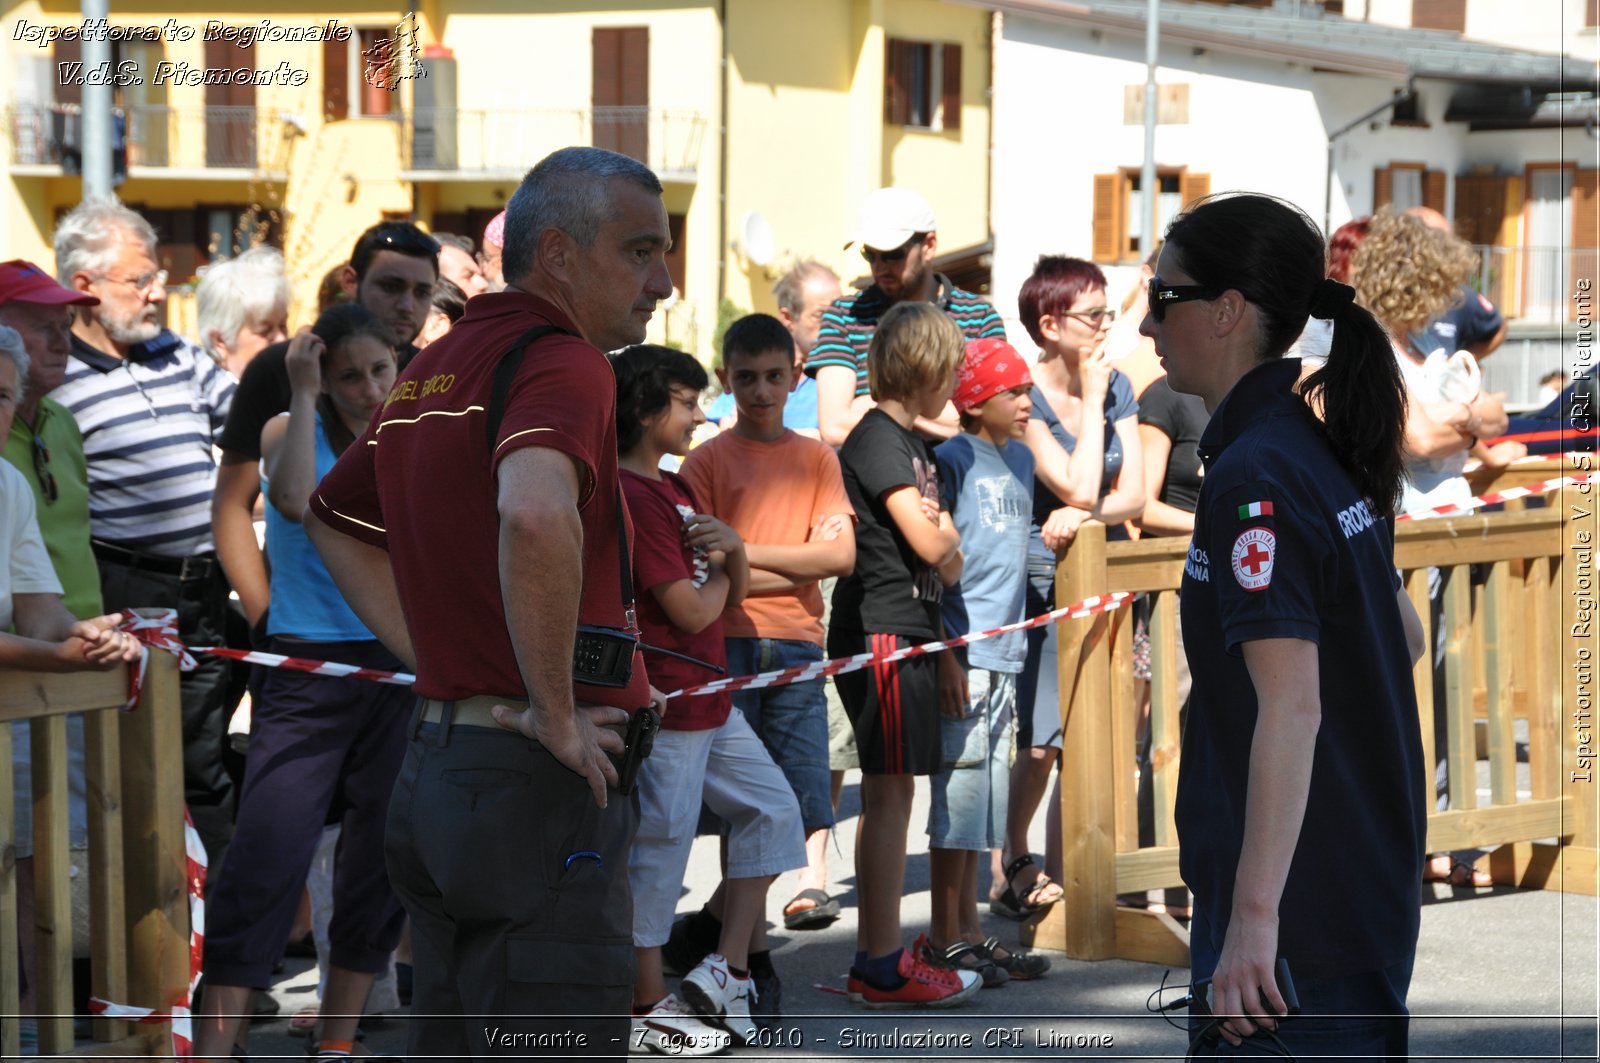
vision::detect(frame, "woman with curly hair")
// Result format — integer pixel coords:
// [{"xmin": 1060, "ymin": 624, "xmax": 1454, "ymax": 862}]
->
[{"xmin": 1350, "ymin": 208, "xmax": 1525, "ymax": 891}]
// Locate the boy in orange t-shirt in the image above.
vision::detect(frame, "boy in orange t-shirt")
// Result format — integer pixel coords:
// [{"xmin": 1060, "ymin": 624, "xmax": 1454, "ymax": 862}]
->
[{"xmin": 675, "ymin": 314, "xmax": 857, "ymax": 980}]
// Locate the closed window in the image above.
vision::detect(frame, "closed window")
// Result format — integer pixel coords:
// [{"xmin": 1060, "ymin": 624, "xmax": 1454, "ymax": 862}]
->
[
  {"xmin": 1412, "ymin": 0, "xmax": 1467, "ymax": 32},
  {"xmin": 1374, "ymin": 163, "xmax": 1444, "ymax": 213},
  {"xmin": 884, "ymin": 38, "xmax": 961, "ymax": 132}
]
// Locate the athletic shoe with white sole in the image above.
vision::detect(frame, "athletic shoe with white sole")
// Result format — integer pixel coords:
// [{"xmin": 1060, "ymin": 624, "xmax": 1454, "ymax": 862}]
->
[
  {"xmin": 629, "ymin": 994, "xmax": 731, "ymax": 1056},
  {"xmin": 680, "ymin": 953, "xmax": 759, "ymax": 1047},
  {"xmin": 856, "ymin": 936, "xmax": 982, "ymax": 1009}
]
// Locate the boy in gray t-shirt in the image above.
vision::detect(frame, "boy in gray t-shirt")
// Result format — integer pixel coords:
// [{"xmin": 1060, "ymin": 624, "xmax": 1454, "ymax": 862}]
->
[{"xmin": 927, "ymin": 339, "xmax": 1051, "ymax": 984}]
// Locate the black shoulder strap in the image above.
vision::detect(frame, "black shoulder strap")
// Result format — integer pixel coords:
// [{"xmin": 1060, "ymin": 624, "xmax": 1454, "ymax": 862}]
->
[{"xmin": 482, "ymin": 324, "xmax": 634, "ymax": 614}]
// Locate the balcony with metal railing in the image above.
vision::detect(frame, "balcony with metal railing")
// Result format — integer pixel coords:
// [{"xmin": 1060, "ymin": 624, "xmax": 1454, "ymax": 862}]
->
[
  {"xmin": 5, "ymin": 103, "xmax": 287, "ymax": 179},
  {"xmin": 401, "ymin": 106, "xmax": 705, "ymax": 183},
  {"xmin": 1470, "ymin": 244, "xmax": 1597, "ymax": 325}
]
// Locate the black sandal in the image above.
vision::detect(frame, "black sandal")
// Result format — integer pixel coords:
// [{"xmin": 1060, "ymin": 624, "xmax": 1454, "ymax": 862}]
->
[
  {"xmin": 988, "ymin": 854, "xmax": 1063, "ymax": 919},
  {"xmin": 922, "ymin": 939, "xmax": 1009, "ymax": 988},
  {"xmin": 978, "ymin": 937, "xmax": 1051, "ymax": 980}
]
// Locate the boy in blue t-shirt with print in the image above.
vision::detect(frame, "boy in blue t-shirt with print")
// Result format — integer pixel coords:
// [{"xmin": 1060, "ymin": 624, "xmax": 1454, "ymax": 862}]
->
[{"xmin": 928, "ymin": 339, "xmax": 1052, "ymax": 986}]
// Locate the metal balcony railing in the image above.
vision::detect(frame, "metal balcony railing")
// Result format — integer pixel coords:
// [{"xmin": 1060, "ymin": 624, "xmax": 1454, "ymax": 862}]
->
[
  {"xmin": 6, "ymin": 103, "xmax": 274, "ymax": 173},
  {"xmin": 403, "ymin": 106, "xmax": 705, "ymax": 179}
]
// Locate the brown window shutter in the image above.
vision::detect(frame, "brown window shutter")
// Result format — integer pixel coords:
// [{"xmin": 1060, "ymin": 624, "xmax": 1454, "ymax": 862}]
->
[
  {"xmin": 1589, "ymin": 0, "xmax": 1599, "ymax": 27},
  {"xmin": 1423, "ymin": 170, "xmax": 1446, "ymax": 214},
  {"xmin": 1180, "ymin": 171, "xmax": 1211, "ymax": 209},
  {"xmin": 594, "ymin": 28, "xmax": 650, "ymax": 158},
  {"xmin": 665, "ymin": 212, "xmax": 686, "ymax": 295},
  {"xmin": 1374, "ymin": 167, "xmax": 1393, "ymax": 210},
  {"xmin": 593, "ymin": 28, "xmax": 621, "ymax": 107},
  {"xmin": 940, "ymin": 43, "xmax": 962, "ymax": 131},
  {"xmin": 1412, "ymin": 0, "xmax": 1466, "ymax": 31},
  {"xmin": 1092, "ymin": 174, "xmax": 1121, "ymax": 263},
  {"xmin": 56, "ymin": 39, "xmax": 82, "ymax": 107},
  {"xmin": 323, "ymin": 38, "xmax": 348, "ymax": 121},
  {"xmin": 1573, "ymin": 170, "xmax": 1599, "ymax": 319},
  {"xmin": 885, "ymin": 39, "xmax": 913, "ymax": 125}
]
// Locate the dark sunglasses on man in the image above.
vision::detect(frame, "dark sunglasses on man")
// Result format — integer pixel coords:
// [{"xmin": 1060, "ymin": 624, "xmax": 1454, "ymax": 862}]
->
[
  {"xmin": 861, "ymin": 234, "xmax": 924, "ymax": 265},
  {"xmin": 1148, "ymin": 276, "xmax": 1222, "ymax": 323}
]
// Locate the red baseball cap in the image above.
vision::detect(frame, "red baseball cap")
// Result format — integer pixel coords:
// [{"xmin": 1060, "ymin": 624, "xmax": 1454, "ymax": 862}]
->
[
  {"xmin": 0, "ymin": 260, "xmax": 98, "ymax": 307},
  {"xmin": 953, "ymin": 338, "xmax": 1032, "ymax": 413}
]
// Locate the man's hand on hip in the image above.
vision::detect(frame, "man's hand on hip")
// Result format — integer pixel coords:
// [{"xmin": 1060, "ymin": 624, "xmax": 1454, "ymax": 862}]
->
[{"xmin": 492, "ymin": 702, "xmax": 629, "ymax": 808}]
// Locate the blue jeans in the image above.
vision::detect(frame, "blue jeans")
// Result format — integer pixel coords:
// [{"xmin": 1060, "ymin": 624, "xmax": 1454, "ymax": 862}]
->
[
  {"xmin": 726, "ymin": 637, "xmax": 836, "ymax": 831},
  {"xmin": 1188, "ymin": 905, "xmax": 1413, "ymax": 1061}
]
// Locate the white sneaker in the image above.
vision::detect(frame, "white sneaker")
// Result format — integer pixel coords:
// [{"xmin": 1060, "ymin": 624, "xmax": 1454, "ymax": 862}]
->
[
  {"xmin": 680, "ymin": 953, "xmax": 759, "ymax": 1046},
  {"xmin": 629, "ymin": 993, "xmax": 731, "ymax": 1056}
]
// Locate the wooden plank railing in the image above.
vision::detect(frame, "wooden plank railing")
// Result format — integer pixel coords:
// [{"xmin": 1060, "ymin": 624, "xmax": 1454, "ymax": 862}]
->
[
  {"xmin": 1025, "ymin": 474, "xmax": 1592, "ymax": 964},
  {"xmin": 0, "ymin": 652, "xmax": 188, "ymax": 1058}
]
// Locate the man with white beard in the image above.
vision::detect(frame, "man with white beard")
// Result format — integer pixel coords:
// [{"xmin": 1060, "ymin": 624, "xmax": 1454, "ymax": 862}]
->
[{"xmin": 51, "ymin": 196, "xmax": 239, "ymax": 866}]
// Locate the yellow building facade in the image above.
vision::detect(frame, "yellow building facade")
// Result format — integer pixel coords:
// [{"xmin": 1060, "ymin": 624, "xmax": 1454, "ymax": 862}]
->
[{"xmin": 2, "ymin": 0, "xmax": 993, "ymax": 360}]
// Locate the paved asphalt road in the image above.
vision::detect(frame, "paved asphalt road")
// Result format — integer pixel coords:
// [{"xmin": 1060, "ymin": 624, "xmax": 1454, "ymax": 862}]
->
[{"xmin": 240, "ymin": 772, "xmax": 1598, "ymax": 1061}]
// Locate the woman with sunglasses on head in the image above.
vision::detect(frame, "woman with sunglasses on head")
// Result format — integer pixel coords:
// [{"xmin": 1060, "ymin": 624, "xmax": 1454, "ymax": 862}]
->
[
  {"xmin": 988, "ymin": 256, "xmax": 1144, "ymax": 921},
  {"xmin": 1139, "ymin": 193, "xmax": 1426, "ymax": 1059}
]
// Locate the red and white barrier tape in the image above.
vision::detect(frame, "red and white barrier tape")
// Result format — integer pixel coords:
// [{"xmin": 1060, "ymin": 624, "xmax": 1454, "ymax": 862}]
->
[
  {"xmin": 107, "ymin": 472, "xmax": 1586, "ymax": 705},
  {"xmin": 88, "ymin": 809, "xmax": 207, "ymax": 1057},
  {"xmin": 1396, "ymin": 471, "xmax": 1590, "ymax": 522},
  {"xmin": 667, "ymin": 591, "xmax": 1136, "ymax": 699},
  {"xmin": 117, "ymin": 608, "xmax": 198, "ymax": 711}
]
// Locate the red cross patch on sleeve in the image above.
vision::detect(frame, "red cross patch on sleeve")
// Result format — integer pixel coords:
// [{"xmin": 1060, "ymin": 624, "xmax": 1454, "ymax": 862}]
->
[{"xmin": 1230, "ymin": 527, "xmax": 1276, "ymax": 592}]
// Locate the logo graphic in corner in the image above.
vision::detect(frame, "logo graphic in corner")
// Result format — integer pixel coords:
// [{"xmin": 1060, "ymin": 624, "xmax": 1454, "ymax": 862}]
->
[
  {"xmin": 1230, "ymin": 526, "xmax": 1275, "ymax": 592},
  {"xmin": 363, "ymin": 11, "xmax": 426, "ymax": 90}
]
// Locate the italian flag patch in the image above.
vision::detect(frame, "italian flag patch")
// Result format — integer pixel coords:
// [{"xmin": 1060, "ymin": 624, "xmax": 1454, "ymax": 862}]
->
[{"xmin": 1237, "ymin": 501, "xmax": 1274, "ymax": 520}]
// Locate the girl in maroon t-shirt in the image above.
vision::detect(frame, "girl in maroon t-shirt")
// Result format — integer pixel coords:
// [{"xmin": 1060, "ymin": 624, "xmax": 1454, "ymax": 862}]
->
[{"xmin": 612, "ymin": 345, "xmax": 805, "ymax": 1053}]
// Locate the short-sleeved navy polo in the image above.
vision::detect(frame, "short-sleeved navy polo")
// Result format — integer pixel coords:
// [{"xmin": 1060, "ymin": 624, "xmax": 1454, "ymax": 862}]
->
[{"xmin": 1176, "ymin": 357, "xmax": 1426, "ymax": 979}]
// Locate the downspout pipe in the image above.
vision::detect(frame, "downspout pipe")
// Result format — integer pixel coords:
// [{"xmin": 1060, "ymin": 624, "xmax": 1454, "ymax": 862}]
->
[
  {"xmin": 1324, "ymin": 80, "xmax": 1416, "ymax": 235},
  {"xmin": 716, "ymin": 0, "xmax": 729, "ymax": 310}
]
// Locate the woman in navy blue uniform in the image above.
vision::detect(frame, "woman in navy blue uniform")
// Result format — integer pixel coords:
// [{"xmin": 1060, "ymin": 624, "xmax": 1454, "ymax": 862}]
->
[{"xmin": 1139, "ymin": 194, "xmax": 1426, "ymax": 1059}]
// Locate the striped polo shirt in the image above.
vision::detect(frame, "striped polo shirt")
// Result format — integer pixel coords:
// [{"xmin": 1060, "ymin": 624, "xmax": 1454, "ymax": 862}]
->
[
  {"xmin": 804, "ymin": 273, "xmax": 1006, "ymax": 397},
  {"xmin": 52, "ymin": 330, "xmax": 235, "ymax": 557}
]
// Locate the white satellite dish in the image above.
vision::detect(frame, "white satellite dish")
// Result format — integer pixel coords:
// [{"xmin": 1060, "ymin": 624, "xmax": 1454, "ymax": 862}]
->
[{"xmin": 740, "ymin": 211, "xmax": 775, "ymax": 268}]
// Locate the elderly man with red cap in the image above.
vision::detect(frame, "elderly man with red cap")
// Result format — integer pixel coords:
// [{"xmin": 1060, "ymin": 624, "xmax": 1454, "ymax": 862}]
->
[{"xmin": 0, "ymin": 259, "xmax": 104, "ymax": 616}]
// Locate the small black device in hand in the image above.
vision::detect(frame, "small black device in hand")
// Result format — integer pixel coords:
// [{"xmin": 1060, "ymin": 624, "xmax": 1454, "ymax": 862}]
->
[
  {"xmin": 573, "ymin": 624, "xmax": 637, "ymax": 688},
  {"xmin": 616, "ymin": 706, "xmax": 660, "ymax": 796}
]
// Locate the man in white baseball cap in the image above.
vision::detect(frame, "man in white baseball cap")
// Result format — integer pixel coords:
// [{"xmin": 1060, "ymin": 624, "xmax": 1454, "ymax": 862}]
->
[{"xmin": 808, "ymin": 187, "xmax": 1005, "ymax": 445}]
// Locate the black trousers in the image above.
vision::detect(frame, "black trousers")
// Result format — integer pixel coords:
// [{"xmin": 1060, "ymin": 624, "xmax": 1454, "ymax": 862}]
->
[
  {"xmin": 96, "ymin": 552, "xmax": 237, "ymax": 869},
  {"xmin": 386, "ymin": 709, "xmax": 638, "ymax": 1058}
]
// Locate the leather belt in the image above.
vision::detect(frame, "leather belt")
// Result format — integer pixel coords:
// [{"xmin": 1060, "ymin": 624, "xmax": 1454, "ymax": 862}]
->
[
  {"xmin": 420, "ymin": 696, "xmax": 629, "ymax": 737},
  {"xmin": 92, "ymin": 539, "xmax": 216, "ymax": 581}
]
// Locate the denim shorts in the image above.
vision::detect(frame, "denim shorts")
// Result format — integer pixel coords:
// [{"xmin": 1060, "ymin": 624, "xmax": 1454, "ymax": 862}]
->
[
  {"xmin": 927, "ymin": 668, "xmax": 1016, "ymax": 851},
  {"xmin": 726, "ymin": 637, "xmax": 836, "ymax": 831}
]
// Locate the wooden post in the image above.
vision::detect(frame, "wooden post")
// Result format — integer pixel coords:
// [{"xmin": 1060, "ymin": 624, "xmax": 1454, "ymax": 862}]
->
[
  {"xmin": 0, "ymin": 723, "xmax": 19, "ymax": 1061},
  {"xmin": 1483, "ymin": 561, "xmax": 1517, "ymax": 809},
  {"xmin": 1148, "ymin": 589, "xmax": 1181, "ymax": 847},
  {"xmin": 1408, "ymin": 567, "xmax": 1436, "ymax": 818},
  {"xmin": 84, "ymin": 710, "xmax": 128, "ymax": 1044},
  {"xmin": 119, "ymin": 652, "xmax": 190, "ymax": 1043},
  {"xmin": 1443, "ymin": 564, "xmax": 1478, "ymax": 813},
  {"xmin": 1052, "ymin": 521, "xmax": 1117, "ymax": 959},
  {"xmin": 31, "ymin": 714, "xmax": 74, "ymax": 1055},
  {"xmin": 1110, "ymin": 601, "xmax": 1138, "ymax": 853}
]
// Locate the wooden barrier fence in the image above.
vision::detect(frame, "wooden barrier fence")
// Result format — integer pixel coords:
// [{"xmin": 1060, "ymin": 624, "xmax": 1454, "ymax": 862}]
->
[
  {"xmin": 1025, "ymin": 471, "xmax": 1595, "ymax": 965},
  {"xmin": 0, "ymin": 652, "xmax": 189, "ymax": 1058}
]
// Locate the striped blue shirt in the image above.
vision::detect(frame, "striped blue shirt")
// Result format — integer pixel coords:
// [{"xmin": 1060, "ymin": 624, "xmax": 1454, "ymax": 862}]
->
[
  {"xmin": 804, "ymin": 273, "xmax": 1006, "ymax": 397},
  {"xmin": 53, "ymin": 330, "xmax": 235, "ymax": 557}
]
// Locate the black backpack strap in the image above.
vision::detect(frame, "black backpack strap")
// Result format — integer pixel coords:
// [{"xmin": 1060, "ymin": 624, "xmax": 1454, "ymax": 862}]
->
[{"xmin": 481, "ymin": 323, "xmax": 635, "ymax": 616}]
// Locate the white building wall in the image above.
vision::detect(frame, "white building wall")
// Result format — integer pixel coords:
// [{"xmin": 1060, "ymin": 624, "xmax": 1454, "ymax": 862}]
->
[{"xmin": 992, "ymin": 12, "xmax": 1598, "ymax": 347}]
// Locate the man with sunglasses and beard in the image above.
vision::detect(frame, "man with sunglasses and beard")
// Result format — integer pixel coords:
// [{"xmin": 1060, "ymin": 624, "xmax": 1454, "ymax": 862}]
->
[{"xmin": 807, "ymin": 187, "xmax": 1006, "ymax": 447}]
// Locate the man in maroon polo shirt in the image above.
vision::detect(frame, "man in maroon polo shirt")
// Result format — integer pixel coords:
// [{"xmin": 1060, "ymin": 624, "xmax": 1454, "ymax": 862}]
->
[{"xmin": 303, "ymin": 146, "xmax": 674, "ymax": 1058}]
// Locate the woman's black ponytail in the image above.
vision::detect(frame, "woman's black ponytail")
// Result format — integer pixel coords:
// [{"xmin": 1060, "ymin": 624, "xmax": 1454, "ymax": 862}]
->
[
  {"xmin": 1302, "ymin": 295, "xmax": 1408, "ymax": 516},
  {"xmin": 1164, "ymin": 193, "xmax": 1409, "ymax": 516}
]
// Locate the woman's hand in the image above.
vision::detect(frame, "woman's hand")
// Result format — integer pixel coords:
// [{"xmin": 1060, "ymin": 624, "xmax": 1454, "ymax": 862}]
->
[
  {"xmin": 1206, "ymin": 913, "xmax": 1288, "ymax": 1047},
  {"xmin": 1041, "ymin": 505, "xmax": 1090, "ymax": 554},
  {"xmin": 285, "ymin": 327, "xmax": 325, "ymax": 395},
  {"xmin": 1080, "ymin": 342, "xmax": 1113, "ymax": 399}
]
